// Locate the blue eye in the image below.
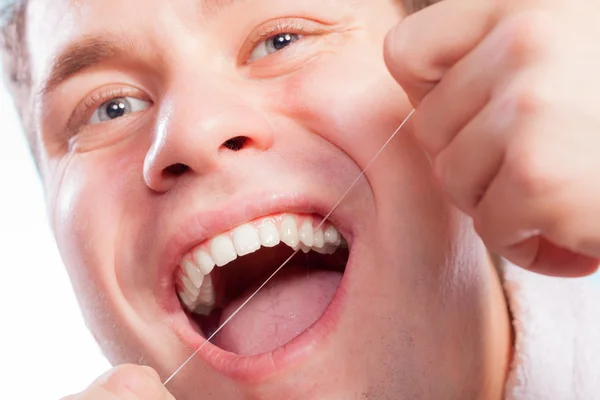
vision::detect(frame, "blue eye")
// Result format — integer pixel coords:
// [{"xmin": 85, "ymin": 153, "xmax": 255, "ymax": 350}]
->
[
  {"xmin": 87, "ymin": 97, "xmax": 150, "ymax": 125},
  {"xmin": 249, "ymin": 33, "xmax": 303, "ymax": 62}
]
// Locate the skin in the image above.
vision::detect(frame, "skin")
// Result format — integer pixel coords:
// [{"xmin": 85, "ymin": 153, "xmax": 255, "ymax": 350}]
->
[
  {"xmin": 64, "ymin": 365, "xmax": 175, "ymax": 400},
  {"xmin": 385, "ymin": 0, "xmax": 600, "ymax": 277},
  {"xmin": 25, "ymin": 0, "xmax": 519, "ymax": 399}
]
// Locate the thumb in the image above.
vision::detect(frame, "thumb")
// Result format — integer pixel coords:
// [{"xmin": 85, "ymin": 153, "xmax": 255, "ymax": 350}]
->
[
  {"xmin": 383, "ymin": 0, "xmax": 495, "ymax": 107},
  {"xmin": 63, "ymin": 365, "xmax": 175, "ymax": 400},
  {"xmin": 384, "ymin": 22, "xmax": 436, "ymax": 107}
]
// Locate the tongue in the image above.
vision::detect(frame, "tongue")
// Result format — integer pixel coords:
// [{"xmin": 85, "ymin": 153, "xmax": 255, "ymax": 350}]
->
[{"xmin": 213, "ymin": 267, "xmax": 342, "ymax": 356}]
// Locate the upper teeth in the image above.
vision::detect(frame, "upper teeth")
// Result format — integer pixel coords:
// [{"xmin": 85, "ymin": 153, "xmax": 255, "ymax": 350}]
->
[{"xmin": 176, "ymin": 214, "xmax": 346, "ymax": 315}]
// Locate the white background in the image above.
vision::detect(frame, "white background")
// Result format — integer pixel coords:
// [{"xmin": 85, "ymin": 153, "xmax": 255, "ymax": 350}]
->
[
  {"xmin": 1, "ymin": 70, "xmax": 599, "ymax": 399},
  {"xmin": 0, "ymin": 79, "xmax": 110, "ymax": 399}
]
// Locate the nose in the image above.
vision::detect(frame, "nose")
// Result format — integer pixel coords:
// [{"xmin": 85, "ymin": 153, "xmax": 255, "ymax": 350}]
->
[{"xmin": 143, "ymin": 81, "xmax": 273, "ymax": 193}]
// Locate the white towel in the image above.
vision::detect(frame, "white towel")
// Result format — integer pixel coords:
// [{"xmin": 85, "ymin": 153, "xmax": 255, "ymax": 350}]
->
[{"xmin": 503, "ymin": 262, "xmax": 600, "ymax": 400}]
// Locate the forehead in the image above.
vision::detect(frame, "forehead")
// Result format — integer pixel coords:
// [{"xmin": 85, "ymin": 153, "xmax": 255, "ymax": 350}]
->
[
  {"xmin": 26, "ymin": 0, "xmax": 190, "ymax": 84},
  {"xmin": 25, "ymin": 0, "xmax": 353, "ymax": 89}
]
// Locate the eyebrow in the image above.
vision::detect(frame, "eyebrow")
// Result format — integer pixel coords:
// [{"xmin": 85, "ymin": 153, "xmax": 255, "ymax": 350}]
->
[
  {"xmin": 39, "ymin": 0, "xmax": 241, "ymax": 97},
  {"xmin": 201, "ymin": 0, "xmax": 239, "ymax": 14},
  {"xmin": 39, "ymin": 34, "xmax": 146, "ymax": 97}
]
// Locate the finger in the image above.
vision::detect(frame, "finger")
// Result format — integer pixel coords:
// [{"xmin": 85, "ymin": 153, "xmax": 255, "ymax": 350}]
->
[
  {"xmin": 479, "ymin": 165, "xmax": 600, "ymax": 278},
  {"xmin": 504, "ymin": 236, "xmax": 599, "ymax": 277},
  {"xmin": 433, "ymin": 99, "xmax": 507, "ymax": 215},
  {"xmin": 414, "ymin": 14, "xmax": 544, "ymax": 157},
  {"xmin": 68, "ymin": 365, "xmax": 175, "ymax": 400},
  {"xmin": 472, "ymin": 111, "xmax": 560, "ymax": 252},
  {"xmin": 473, "ymin": 112, "xmax": 600, "ymax": 276},
  {"xmin": 384, "ymin": 0, "xmax": 497, "ymax": 105}
]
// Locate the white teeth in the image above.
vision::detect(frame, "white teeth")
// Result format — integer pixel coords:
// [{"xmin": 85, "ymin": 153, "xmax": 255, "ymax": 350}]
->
[
  {"xmin": 181, "ymin": 275, "xmax": 200, "ymax": 299},
  {"xmin": 210, "ymin": 235, "xmax": 237, "ymax": 267},
  {"xmin": 182, "ymin": 259, "xmax": 204, "ymax": 288},
  {"xmin": 195, "ymin": 275, "xmax": 216, "ymax": 315},
  {"xmin": 177, "ymin": 272, "xmax": 216, "ymax": 316},
  {"xmin": 178, "ymin": 290, "xmax": 195, "ymax": 310},
  {"xmin": 313, "ymin": 228, "xmax": 325, "ymax": 248},
  {"xmin": 194, "ymin": 249, "xmax": 215, "ymax": 276},
  {"xmin": 312, "ymin": 246, "xmax": 328, "ymax": 254},
  {"xmin": 299, "ymin": 220, "xmax": 314, "ymax": 247},
  {"xmin": 199, "ymin": 273, "xmax": 214, "ymax": 293},
  {"xmin": 177, "ymin": 215, "xmax": 347, "ymax": 315},
  {"xmin": 258, "ymin": 221, "xmax": 280, "ymax": 248},
  {"xmin": 194, "ymin": 304, "xmax": 214, "ymax": 316},
  {"xmin": 324, "ymin": 226, "xmax": 341, "ymax": 246},
  {"xmin": 280, "ymin": 216, "xmax": 300, "ymax": 248},
  {"xmin": 233, "ymin": 224, "xmax": 261, "ymax": 256},
  {"xmin": 197, "ymin": 291, "xmax": 215, "ymax": 307}
]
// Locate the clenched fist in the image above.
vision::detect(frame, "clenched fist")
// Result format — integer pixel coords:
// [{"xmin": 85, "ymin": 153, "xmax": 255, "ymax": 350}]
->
[{"xmin": 385, "ymin": 0, "xmax": 600, "ymax": 277}]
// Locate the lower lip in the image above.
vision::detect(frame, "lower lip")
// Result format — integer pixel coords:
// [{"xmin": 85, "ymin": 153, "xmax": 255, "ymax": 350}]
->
[{"xmin": 169, "ymin": 246, "xmax": 356, "ymax": 382}]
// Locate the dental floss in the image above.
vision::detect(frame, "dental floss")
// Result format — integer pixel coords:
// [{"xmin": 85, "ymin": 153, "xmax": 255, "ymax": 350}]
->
[{"xmin": 162, "ymin": 108, "xmax": 416, "ymax": 387}]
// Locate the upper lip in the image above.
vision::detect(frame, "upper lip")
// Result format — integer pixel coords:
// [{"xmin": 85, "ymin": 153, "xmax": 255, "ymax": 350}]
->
[{"xmin": 156, "ymin": 190, "xmax": 354, "ymax": 313}]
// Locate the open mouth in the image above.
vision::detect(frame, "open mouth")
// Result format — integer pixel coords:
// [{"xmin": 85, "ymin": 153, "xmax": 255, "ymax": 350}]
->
[{"xmin": 175, "ymin": 213, "xmax": 349, "ymax": 356}]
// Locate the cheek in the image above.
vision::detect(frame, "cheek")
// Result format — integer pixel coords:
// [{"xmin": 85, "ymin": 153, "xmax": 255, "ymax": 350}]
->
[
  {"xmin": 275, "ymin": 47, "xmax": 412, "ymax": 170},
  {"xmin": 271, "ymin": 45, "xmax": 437, "ymax": 213},
  {"xmin": 272, "ymin": 45, "xmax": 467, "ymax": 270},
  {"xmin": 49, "ymin": 146, "xmax": 146, "ymax": 315}
]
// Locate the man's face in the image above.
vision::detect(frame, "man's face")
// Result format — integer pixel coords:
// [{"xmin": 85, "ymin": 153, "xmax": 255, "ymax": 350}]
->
[{"xmin": 27, "ymin": 0, "xmax": 509, "ymax": 398}]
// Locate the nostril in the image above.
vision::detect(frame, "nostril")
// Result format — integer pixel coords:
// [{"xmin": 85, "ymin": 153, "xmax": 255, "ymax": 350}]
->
[
  {"xmin": 221, "ymin": 136, "xmax": 249, "ymax": 152},
  {"xmin": 164, "ymin": 163, "xmax": 189, "ymax": 176}
]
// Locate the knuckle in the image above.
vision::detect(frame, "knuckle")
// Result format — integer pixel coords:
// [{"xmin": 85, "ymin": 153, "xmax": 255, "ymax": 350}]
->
[
  {"xmin": 505, "ymin": 137, "xmax": 561, "ymax": 199},
  {"xmin": 502, "ymin": 77, "xmax": 550, "ymax": 119},
  {"xmin": 498, "ymin": 11, "xmax": 553, "ymax": 64},
  {"xmin": 513, "ymin": 85, "xmax": 547, "ymax": 116}
]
